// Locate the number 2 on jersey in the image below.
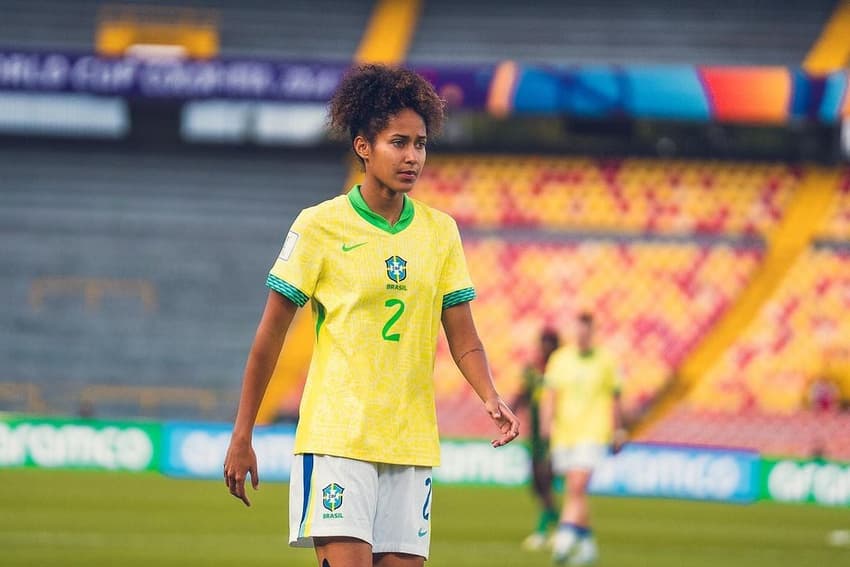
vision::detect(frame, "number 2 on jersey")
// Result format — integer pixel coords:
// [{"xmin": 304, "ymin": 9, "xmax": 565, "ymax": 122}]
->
[{"xmin": 382, "ymin": 299, "xmax": 405, "ymax": 342}]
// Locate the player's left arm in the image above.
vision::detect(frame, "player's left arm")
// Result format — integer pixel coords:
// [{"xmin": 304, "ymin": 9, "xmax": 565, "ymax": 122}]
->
[
  {"xmin": 442, "ymin": 302, "xmax": 520, "ymax": 447},
  {"xmin": 611, "ymin": 358, "xmax": 629, "ymax": 454},
  {"xmin": 612, "ymin": 392, "xmax": 629, "ymax": 454}
]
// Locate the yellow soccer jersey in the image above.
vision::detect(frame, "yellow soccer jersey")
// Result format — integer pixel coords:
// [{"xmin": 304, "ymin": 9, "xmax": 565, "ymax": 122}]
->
[
  {"xmin": 544, "ymin": 346, "xmax": 621, "ymax": 448},
  {"xmin": 267, "ymin": 186, "xmax": 475, "ymax": 466}
]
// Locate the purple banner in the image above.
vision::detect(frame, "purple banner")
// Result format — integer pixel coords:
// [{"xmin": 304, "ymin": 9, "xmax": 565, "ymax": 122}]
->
[
  {"xmin": 415, "ymin": 64, "xmax": 493, "ymax": 111},
  {"xmin": 0, "ymin": 48, "xmax": 348, "ymax": 102}
]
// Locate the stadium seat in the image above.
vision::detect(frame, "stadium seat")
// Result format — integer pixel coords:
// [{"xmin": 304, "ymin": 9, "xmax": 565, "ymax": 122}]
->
[
  {"xmin": 686, "ymin": 247, "xmax": 850, "ymax": 415},
  {"xmin": 416, "ymin": 157, "xmax": 801, "ymax": 237},
  {"xmin": 644, "ymin": 245, "xmax": 850, "ymax": 460},
  {"xmin": 434, "ymin": 239, "xmax": 762, "ymax": 437}
]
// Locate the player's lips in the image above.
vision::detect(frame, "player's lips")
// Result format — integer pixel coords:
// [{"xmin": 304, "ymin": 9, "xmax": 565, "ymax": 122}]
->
[{"xmin": 398, "ymin": 170, "xmax": 418, "ymax": 181}]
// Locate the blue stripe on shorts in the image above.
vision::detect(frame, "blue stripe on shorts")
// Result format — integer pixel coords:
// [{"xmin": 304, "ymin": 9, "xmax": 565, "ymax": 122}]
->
[{"xmin": 299, "ymin": 454, "xmax": 314, "ymax": 536}]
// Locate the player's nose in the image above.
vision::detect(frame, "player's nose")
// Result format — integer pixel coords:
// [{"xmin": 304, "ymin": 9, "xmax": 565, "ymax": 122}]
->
[{"xmin": 403, "ymin": 145, "xmax": 420, "ymax": 165}]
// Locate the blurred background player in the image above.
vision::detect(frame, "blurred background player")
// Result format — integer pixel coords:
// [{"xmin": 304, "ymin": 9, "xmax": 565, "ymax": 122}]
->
[
  {"xmin": 543, "ymin": 312, "xmax": 628, "ymax": 565},
  {"xmin": 515, "ymin": 327, "xmax": 561, "ymax": 551}
]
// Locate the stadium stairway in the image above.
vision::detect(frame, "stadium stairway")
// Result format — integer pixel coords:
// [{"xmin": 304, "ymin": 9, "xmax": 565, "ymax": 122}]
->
[
  {"xmin": 634, "ymin": 167, "xmax": 840, "ymax": 435},
  {"xmin": 355, "ymin": 0, "xmax": 422, "ymax": 65},
  {"xmin": 803, "ymin": 0, "xmax": 850, "ymax": 74}
]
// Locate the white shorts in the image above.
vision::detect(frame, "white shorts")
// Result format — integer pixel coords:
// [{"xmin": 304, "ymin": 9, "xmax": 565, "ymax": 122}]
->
[
  {"xmin": 289, "ymin": 453, "xmax": 433, "ymax": 558},
  {"xmin": 551, "ymin": 443, "xmax": 609, "ymax": 474}
]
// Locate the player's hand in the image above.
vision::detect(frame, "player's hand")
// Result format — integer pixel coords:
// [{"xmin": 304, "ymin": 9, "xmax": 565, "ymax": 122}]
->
[
  {"xmin": 485, "ymin": 397, "xmax": 520, "ymax": 448},
  {"xmin": 223, "ymin": 438, "xmax": 259, "ymax": 507},
  {"xmin": 612, "ymin": 428, "xmax": 629, "ymax": 455}
]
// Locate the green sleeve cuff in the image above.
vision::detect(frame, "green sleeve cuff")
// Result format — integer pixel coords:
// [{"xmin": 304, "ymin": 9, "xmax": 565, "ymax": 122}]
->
[
  {"xmin": 442, "ymin": 287, "xmax": 476, "ymax": 310},
  {"xmin": 266, "ymin": 274, "xmax": 309, "ymax": 307}
]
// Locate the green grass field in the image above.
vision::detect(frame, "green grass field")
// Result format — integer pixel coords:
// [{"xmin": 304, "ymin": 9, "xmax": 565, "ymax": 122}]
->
[{"xmin": 2, "ymin": 469, "xmax": 848, "ymax": 566}]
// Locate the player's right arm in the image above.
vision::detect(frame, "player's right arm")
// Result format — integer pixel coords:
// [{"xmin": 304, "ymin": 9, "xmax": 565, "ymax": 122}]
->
[
  {"xmin": 224, "ymin": 290, "xmax": 298, "ymax": 507},
  {"xmin": 539, "ymin": 352, "xmax": 559, "ymax": 441}
]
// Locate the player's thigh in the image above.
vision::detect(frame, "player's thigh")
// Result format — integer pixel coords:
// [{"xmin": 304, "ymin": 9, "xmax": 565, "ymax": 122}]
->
[
  {"xmin": 289, "ymin": 454, "xmax": 379, "ymax": 548},
  {"xmin": 372, "ymin": 464, "xmax": 432, "ymax": 559},
  {"xmin": 566, "ymin": 468, "xmax": 593, "ymax": 496},
  {"xmin": 314, "ymin": 536, "xmax": 372, "ymax": 567}
]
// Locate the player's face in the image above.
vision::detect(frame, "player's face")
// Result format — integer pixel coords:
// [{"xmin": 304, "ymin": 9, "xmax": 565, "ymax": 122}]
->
[
  {"xmin": 577, "ymin": 321, "xmax": 594, "ymax": 352},
  {"xmin": 363, "ymin": 108, "xmax": 427, "ymax": 194},
  {"xmin": 541, "ymin": 336, "xmax": 558, "ymax": 360}
]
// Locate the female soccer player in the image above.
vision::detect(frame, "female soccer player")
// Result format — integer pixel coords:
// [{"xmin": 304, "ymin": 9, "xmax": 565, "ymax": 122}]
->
[
  {"xmin": 223, "ymin": 64, "xmax": 520, "ymax": 567},
  {"xmin": 543, "ymin": 313, "xmax": 627, "ymax": 565}
]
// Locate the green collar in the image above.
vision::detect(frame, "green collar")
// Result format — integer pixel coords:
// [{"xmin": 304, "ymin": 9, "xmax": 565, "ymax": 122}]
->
[{"xmin": 347, "ymin": 185, "xmax": 414, "ymax": 234}]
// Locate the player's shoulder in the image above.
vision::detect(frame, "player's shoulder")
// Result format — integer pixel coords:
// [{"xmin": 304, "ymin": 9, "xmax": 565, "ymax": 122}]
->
[
  {"xmin": 409, "ymin": 196, "xmax": 458, "ymax": 232},
  {"xmin": 294, "ymin": 194, "xmax": 348, "ymax": 225},
  {"xmin": 555, "ymin": 345, "xmax": 578, "ymax": 356},
  {"xmin": 549, "ymin": 345, "xmax": 577, "ymax": 364},
  {"xmin": 595, "ymin": 347, "xmax": 617, "ymax": 364}
]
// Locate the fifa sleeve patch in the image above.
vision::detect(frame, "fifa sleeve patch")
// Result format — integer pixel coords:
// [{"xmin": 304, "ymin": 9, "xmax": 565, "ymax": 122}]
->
[{"xmin": 278, "ymin": 231, "xmax": 299, "ymax": 261}]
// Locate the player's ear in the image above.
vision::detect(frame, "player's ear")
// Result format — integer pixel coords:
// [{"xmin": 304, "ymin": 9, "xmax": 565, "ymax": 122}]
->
[{"xmin": 353, "ymin": 135, "xmax": 370, "ymax": 163}]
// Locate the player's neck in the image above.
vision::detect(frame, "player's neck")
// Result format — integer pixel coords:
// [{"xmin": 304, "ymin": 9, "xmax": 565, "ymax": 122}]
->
[{"xmin": 359, "ymin": 181, "xmax": 405, "ymax": 225}]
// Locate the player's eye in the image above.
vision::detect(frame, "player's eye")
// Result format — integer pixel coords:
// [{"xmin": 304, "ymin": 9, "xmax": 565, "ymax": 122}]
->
[{"xmin": 392, "ymin": 139, "xmax": 405, "ymax": 148}]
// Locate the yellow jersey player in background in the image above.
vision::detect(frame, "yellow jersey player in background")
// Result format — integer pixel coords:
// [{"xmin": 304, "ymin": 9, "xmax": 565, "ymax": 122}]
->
[
  {"xmin": 543, "ymin": 312, "xmax": 628, "ymax": 566},
  {"xmin": 223, "ymin": 64, "xmax": 520, "ymax": 567}
]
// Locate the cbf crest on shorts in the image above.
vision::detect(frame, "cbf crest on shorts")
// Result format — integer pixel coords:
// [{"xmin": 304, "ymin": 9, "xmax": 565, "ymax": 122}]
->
[
  {"xmin": 385, "ymin": 256, "xmax": 407, "ymax": 283},
  {"xmin": 322, "ymin": 483, "xmax": 345, "ymax": 517}
]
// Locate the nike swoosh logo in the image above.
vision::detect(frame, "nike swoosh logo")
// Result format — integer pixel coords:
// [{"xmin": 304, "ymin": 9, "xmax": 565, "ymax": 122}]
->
[
  {"xmin": 418, "ymin": 528, "xmax": 428, "ymax": 538},
  {"xmin": 342, "ymin": 242, "xmax": 367, "ymax": 252}
]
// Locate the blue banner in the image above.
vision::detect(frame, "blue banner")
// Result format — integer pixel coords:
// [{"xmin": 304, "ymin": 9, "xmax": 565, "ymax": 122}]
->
[
  {"xmin": 589, "ymin": 443, "xmax": 760, "ymax": 502},
  {"xmin": 513, "ymin": 65, "xmax": 711, "ymax": 121},
  {"xmin": 820, "ymin": 70, "xmax": 850, "ymax": 123}
]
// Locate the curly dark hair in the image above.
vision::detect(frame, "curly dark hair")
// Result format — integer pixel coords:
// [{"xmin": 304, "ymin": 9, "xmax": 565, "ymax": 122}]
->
[{"xmin": 329, "ymin": 64, "xmax": 445, "ymax": 163}]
